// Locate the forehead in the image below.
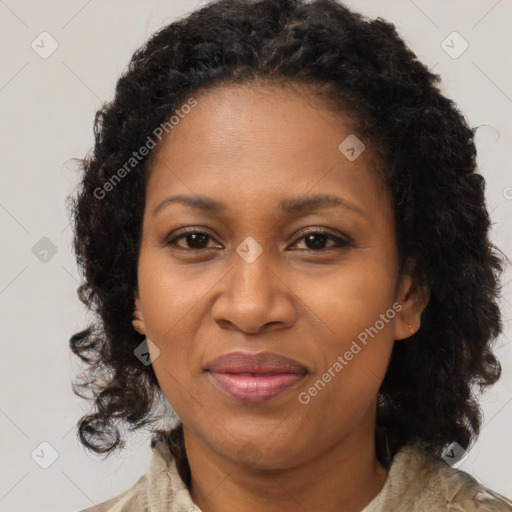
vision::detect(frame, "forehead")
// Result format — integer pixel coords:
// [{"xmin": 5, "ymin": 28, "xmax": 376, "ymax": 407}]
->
[
  {"xmin": 145, "ymin": 82, "xmax": 387, "ymax": 219},
  {"xmin": 152, "ymin": 81, "xmax": 357, "ymax": 161}
]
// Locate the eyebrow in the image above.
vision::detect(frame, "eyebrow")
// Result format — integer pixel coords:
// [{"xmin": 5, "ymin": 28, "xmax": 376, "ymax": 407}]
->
[{"xmin": 152, "ymin": 193, "xmax": 367, "ymax": 218}]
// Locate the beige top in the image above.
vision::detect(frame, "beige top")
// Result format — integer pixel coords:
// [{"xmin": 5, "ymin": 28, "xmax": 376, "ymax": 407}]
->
[{"xmin": 81, "ymin": 439, "xmax": 512, "ymax": 512}]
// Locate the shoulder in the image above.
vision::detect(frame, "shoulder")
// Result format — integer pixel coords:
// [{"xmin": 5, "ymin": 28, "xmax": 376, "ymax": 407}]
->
[
  {"xmin": 379, "ymin": 443, "xmax": 512, "ymax": 512},
  {"xmin": 77, "ymin": 438, "xmax": 191, "ymax": 512},
  {"xmin": 78, "ymin": 474, "xmax": 149, "ymax": 512}
]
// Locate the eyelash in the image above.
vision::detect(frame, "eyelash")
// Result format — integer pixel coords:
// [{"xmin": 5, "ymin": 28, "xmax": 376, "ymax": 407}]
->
[{"xmin": 164, "ymin": 228, "xmax": 351, "ymax": 252}]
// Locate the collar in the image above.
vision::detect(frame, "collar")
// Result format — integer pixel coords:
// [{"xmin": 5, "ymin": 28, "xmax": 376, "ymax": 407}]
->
[{"xmin": 143, "ymin": 439, "xmax": 511, "ymax": 512}]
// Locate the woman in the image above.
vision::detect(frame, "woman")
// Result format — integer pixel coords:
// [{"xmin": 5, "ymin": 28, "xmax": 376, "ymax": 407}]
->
[{"xmin": 69, "ymin": 0, "xmax": 512, "ymax": 510}]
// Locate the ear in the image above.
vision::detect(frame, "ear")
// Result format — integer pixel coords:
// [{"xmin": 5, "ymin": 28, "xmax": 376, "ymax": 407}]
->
[
  {"xmin": 393, "ymin": 272, "xmax": 429, "ymax": 340},
  {"xmin": 132, "ymin": 289, "xmax": 146, "ymax": 335}
]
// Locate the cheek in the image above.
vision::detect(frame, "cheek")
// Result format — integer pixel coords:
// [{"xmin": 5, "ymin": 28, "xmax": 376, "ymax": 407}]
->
[
  {"xmin": 291, "ymin": 251, "xmax": 397, "ymax": 406},
  {"xmin": 136, "ymin": 253, "xmax": 205, "ymax": 393},
  {"xmin": 292, "ymin": 249, "xmax": 398, "ymax": 342},
  {"xmin": 296, "ymin": 291, "xmax": 396, "ymax": 443},
  {"xmin": 137, "ymin": 247, "xmax": 215, "ymax": 332}
]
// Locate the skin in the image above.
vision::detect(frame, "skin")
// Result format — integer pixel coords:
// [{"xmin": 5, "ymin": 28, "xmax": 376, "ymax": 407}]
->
[{"xmin": 133, "ymin": 82, "xmax": 428, "ymax": 512}]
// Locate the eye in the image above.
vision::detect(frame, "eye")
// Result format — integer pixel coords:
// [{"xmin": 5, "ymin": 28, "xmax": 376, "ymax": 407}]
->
[
  {"xmin": 290, "ymin": 230, "xmax": 350, "ymax": 251},
  {"xmin": 164, "ymin": 228, "xmax": 351, "ymax": 252},
  {"xmin": 165, "ymin": 230, "xmax": 220, "ymax": 250}
]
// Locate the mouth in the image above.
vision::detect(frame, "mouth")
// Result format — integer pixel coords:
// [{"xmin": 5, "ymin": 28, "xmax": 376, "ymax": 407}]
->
[
  {"xmin": 204, "ymin": 350, "xmax": 308, "ymax": 403},
  {"xmin": 206, "ymin": 370, "xmax": 306, "ymax": 403}
]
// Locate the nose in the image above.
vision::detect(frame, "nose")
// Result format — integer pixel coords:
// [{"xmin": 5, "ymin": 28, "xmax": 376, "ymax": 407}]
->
[{"xmin": 210, "ymin": 245, "xmax": 297, "ymax": 334}]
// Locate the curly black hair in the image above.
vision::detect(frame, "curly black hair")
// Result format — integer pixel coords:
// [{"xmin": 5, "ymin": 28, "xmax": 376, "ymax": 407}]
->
[{"xmin": 68, "ymin": 0, "xmax": 505, "ymax": 474}]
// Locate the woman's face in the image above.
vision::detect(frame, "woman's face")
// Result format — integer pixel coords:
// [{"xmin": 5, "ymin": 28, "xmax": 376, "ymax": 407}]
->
[{"xmin": 134, "ymin": 82, "xmax": 419, "ymax": 470}]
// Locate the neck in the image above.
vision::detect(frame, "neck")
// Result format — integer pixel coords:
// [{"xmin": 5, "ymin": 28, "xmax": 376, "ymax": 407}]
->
[{"xmin": 184, "ymin": 416, "xmax": 389, "ymax": 512}]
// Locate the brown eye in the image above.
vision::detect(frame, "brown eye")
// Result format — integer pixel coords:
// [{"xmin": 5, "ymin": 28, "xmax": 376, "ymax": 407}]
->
[
  {"xmin": 304, "ymin": 233, "xmax": 330, "ymax": 250},
  {"xmin": 166, "ymin": 231, "xmax": 217, "ymax": 250},
  {"xmin": 164, "ymin": 229, "xmax": 350, "ymax": 252},
  {"xmin": 291, "ymin": 231, "xmax": 350, "ymax": 251}
]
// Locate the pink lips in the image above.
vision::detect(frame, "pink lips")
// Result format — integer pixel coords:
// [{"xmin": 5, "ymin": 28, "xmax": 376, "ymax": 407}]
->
[{"xmin": 205, "ymin": 351, "xmax": 307, "ymax": 403}]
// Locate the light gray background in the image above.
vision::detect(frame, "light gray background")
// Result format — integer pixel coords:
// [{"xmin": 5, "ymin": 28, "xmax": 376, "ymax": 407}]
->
[{"xmin": 1, "ymin": 0, "xmax": 511, "ymax": 510}]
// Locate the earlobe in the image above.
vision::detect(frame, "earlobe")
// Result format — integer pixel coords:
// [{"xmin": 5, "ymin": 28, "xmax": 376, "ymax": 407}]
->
[
  {"xmin": 132, "ymin": 292, "xmax": 146, "ymax": 335},
  {"xmin": 393, "ymin": 273, "xmax": 429, "ymax": 341}
]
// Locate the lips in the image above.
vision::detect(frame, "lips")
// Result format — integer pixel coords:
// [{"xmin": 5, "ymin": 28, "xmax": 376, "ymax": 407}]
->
[
  {"xmin": 205, "ymin": 351, "xmax": 307, "ymax": 402},
  {"xmin": 205, "ymin": 351, "xmax": 307, "ymax": 374}
]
